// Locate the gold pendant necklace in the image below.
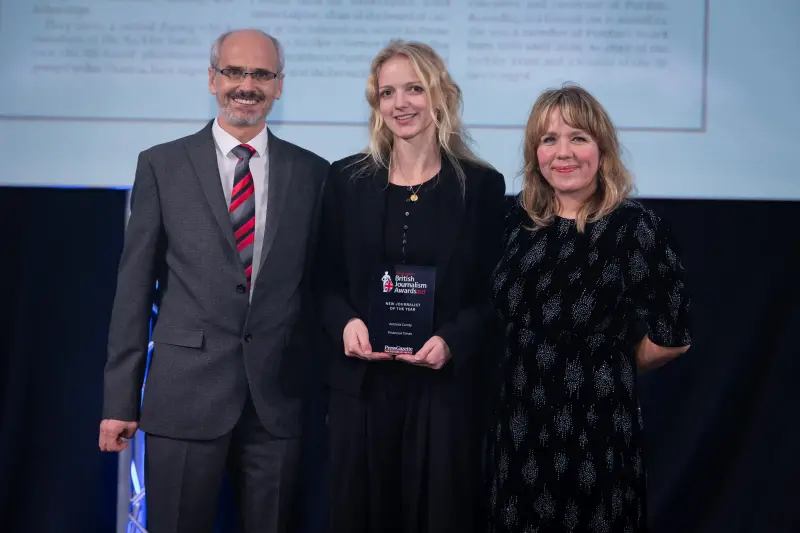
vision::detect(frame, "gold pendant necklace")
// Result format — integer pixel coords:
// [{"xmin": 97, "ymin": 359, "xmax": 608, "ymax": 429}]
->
[{"xmin": 408, "ymin": 183, "xmax": 424, "ymax": 202}]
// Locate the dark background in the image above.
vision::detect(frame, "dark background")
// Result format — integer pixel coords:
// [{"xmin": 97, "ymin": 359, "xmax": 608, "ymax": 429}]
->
[{"xmin": 1, "ymin": 187, "xmax": 798, "ymax": 533}]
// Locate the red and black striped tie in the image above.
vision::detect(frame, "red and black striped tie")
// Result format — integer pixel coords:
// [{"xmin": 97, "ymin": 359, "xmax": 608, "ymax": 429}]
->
[{"xmin": 229, "ymin": 143, "xmax": 257, "ymax": 290}]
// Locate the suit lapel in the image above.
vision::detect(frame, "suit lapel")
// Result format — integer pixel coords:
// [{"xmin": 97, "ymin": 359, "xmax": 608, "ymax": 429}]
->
[
  {"xmin": 257, "ymin": 129, "xmax": 294, "ymax": 273},
  {"xmin": 185, "ymin": 121, "xmax": 238, "ymax": 252},
  {"xmin": 434, "ymin": 157, "xmax": 466, "ymax": 285}
]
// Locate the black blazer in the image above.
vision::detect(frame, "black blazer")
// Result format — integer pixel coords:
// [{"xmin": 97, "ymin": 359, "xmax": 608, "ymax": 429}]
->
[{"xmin": 314, "ymin": 153, "xmax": 507, "ymax": 395}]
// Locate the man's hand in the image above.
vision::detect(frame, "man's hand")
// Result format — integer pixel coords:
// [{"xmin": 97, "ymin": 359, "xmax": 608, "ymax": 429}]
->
[
  {"xmin": 99, "ymin": 419, "xmax": 139, "ymax": 452},
  {"xmin": 395, "ymin": 336, "xmax": 452, "ymax": 370},
  {"xmin": 342, "ymin": 318, "xmax": 392, "ymax": 361}
]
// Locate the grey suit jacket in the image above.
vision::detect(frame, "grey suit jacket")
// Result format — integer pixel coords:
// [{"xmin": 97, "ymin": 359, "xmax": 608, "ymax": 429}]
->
[{"xmin": 103, "ymin": 121, "xmax": 329, "ymax": 440}]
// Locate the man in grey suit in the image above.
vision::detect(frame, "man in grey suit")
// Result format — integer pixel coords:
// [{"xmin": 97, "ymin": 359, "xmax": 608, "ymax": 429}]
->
[{"xmin": 98, "ymin": 29, "xmax": 329, "ymax": 533}]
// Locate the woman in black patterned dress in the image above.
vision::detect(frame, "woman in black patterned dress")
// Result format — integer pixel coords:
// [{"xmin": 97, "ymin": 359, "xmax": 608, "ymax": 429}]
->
[{"xmin": 487, "ymin": 85, "xmax": 692, "ymax": 533}]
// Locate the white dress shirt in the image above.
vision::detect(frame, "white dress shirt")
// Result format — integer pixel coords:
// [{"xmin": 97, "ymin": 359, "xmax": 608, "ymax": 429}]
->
[{"xmin": 212, "ymin": 119, "xmax": 269, "ymax": 296}]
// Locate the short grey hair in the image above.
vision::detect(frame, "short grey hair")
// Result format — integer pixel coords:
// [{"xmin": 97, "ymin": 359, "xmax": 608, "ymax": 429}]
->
[{"xmin": 210, "ymin": 29, "xmax": 285, "ymax": 73}]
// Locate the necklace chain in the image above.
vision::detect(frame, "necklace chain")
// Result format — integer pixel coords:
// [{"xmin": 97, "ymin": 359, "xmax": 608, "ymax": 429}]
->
[
  {"xmin": 407, "ymin": 182, "xmax": 424, "ymax": 202},
  {"xmin": 391, "ymin": 164, "xmax": 440, "ymax": 203}
]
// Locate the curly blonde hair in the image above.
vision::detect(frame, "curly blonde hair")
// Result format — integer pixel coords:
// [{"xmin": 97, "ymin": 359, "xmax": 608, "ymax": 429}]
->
[
  {"xmin": 522, "ymin": 84, "xmax": 633, "ymax": 232},
  {"xmin": 351, "ymin": 39, "xmax": 488, "ymax": 185}
]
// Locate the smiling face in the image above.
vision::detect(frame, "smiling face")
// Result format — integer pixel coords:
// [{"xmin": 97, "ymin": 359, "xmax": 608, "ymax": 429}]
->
[
  {"xmin": 536, "ymin": 108, "xmax": 602, "ymax": 199},
  {"xmin": 376, "ymin": 55, "xmax": 436, "ymax": 142},
  {"xmin": 208, "ymin": 30, "xmax": 283, "ymax": 130}
]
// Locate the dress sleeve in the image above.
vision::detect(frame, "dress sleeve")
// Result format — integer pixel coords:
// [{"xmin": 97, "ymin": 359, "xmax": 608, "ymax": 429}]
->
[
  {"xmin": 623, "ymin": 208, "xmax": 692, "ymax": 348},
  {"xmin": 490, "ymin": 201, "xmax": 529, "ymax": 323},
  {"xmin": 501, "ymin": 195, "xmax": 525, "ymax": 246}
]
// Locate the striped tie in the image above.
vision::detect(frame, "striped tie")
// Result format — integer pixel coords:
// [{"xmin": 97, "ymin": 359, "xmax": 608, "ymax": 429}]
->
[{"xmin": 230, "ymin": 143, "xmax": 257, "ymax": 289}]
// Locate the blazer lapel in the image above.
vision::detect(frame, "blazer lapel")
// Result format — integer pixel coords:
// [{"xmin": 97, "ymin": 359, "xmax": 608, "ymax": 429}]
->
[
  {"xmin": 257, "ymin": 129, "xmax": 294, "ymax": 272},
  {"xmin": 434, "ymin": 157, "xmax": 466, "ymax": 285},
  {"xmin": 360, "ymin": 166, "xmax": 388, "ymax": 270},
  {"xmin": 357, "ymin": 158, "xmax": 464, "ymax": 283},
  {"xmin": 185, "ymin": 121, "xmax": 238, "ymax": 252}
]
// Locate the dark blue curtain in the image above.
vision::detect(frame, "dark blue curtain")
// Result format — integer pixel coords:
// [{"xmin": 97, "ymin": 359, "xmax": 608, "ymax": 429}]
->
[
  {"xmin": 637, "ymin": 198, "xmax": 800, "ymax": 533},
  {"xmin": 0, "ymin": 187, "xmax": 126, "ymax": 533},
  {"xmin": 1, "ymin": 187, "xmax": 798, "ymax": 533}
]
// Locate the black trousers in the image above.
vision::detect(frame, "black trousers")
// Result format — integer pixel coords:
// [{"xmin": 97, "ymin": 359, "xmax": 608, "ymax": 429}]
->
[
  {"xmin": 327, "ymin": 362, "xmax": 483, "ymax": 533},
  {"xmin": 144, "ymin": 396, "xmax": 301, "ymax": 533}
]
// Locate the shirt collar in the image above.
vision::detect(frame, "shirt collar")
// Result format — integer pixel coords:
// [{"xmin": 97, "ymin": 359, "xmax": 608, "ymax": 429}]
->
[{"xmin": 212, "ymin": 118, "xmax": 268, "ymax": 158}]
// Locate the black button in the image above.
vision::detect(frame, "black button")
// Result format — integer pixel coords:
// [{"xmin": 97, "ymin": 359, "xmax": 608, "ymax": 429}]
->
[
  {"xmin": 244, "ymin": 333, "xmax": 253, "ymax": 342},
  {"xmin": 236, "ymin": 284, "xmax": 246, "ymax": 293}
]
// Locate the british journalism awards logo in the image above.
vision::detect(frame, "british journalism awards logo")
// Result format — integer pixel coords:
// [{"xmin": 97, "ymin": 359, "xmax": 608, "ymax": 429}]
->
[
  {"xmin": 381, "ymin": 271, "xmax": 428, "ymax": 295},
  {"xmin": 381, "ymin": 271, "xmax": 394, "ymax": 293}
]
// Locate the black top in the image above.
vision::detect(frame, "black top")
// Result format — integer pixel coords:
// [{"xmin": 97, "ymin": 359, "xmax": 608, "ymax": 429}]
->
[
  {"xmin": 314, "ymin": 153, "xmax": 507, "ymax": 396},
  {"xmin": 488, "ymin": 199, "xmax": 692, "ymax": 532},
  {"xmin": 383, "ymin": 178, "xmax": 439, "ymax": 266}
]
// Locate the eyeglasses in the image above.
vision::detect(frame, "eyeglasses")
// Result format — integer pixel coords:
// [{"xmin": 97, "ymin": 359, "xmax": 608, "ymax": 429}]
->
[{"xmin": 214, "ymin": 67, "xmax": 283, "ymax": 83}]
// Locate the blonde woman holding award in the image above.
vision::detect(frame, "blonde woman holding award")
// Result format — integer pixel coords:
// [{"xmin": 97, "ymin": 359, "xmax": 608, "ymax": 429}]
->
[{"xmin": 314, "ymin": 40, "xmax": 507, "ymax": 533}]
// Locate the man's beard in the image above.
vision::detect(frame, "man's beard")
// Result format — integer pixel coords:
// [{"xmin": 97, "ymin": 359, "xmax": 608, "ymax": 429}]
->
[{"xmin": 219, "ymin": 90, "xmax": 272, "ymax": 126}]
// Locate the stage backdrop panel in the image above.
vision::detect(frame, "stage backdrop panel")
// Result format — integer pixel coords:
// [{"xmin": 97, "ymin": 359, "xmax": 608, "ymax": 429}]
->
[{"xmin": 0, "ymin": 0, "xmax": 799, "ymax": 200}]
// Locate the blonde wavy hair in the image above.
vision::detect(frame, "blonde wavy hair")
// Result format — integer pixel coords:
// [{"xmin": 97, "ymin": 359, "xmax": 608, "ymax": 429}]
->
[
  {"xmin": 351, "ymin": 40, "xmax": 487, "ymax": 185},
  {"xmin": 521, "ymin": 84, "xmax": 633, "ymax": 232}
]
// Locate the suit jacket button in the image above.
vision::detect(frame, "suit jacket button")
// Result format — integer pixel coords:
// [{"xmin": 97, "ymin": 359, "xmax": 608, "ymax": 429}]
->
[
  {"xmin": 244, "ymin": 333, "xmax": 253, "ymax": 342},
  {"xmin": 236, "ymin": 284, "xmax": 246, "ymax": 293}
]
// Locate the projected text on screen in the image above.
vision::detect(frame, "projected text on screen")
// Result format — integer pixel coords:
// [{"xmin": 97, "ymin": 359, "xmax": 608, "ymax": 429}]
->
[{"xmin": 3, "ymin": 0, "xmax": 706, "ymax": 130}]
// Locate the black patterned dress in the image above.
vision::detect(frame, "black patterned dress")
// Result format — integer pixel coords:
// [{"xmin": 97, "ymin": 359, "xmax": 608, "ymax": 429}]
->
[{"xmin": 487, "ymin": 199, "xmax": 691, "ymax": 533}]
